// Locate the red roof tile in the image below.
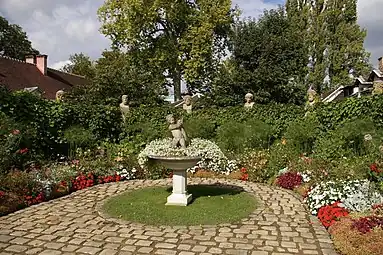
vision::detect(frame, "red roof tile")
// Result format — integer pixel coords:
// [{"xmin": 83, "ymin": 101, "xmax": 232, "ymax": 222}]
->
[{"xmin": 0, "ymin": 56, "xmax": 89, "ymax": 99}]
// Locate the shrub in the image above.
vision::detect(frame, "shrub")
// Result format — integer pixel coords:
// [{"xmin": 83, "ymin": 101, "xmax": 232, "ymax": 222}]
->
[
  {"xmin": 238, "ymin": 150, "xmax": 269, "ymax": 182},
  {"xmin": 314, "ymin": 119, "xmax": 380, "ymax": 160},
  {"xmin": 284, "ymin": 116, "xmax": 321, "ymax": 154},
  {"xmin": 276, "ymin": 172, "xmax": 303, "ymax": 190},
  {"xmin": 184, "ymin": 116, "xmax": 216, "ymax": 140},
  {"xmin": 317, "ymin": 202, "xmax": 349, "ymax": 228},
  {"xmin": 216, "ymin": 120, "xmax": 274, "ymax": 154},
  {"xmin": 265, "ymin": 140, "xmax": 301, "ymax": 180},
  {"xmin": 64, "ymin": 126, "xmax": 97, "ymax": 158}
]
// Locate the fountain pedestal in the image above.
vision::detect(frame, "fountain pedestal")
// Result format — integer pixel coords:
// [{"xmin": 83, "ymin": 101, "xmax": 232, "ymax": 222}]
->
[
  {"xmin": 148, "ymin": 156, "xmax": 201, "ymax": 206},
  {"xmin": 166, "ymin": 169, "xmax": 192, "ymax": 206}
]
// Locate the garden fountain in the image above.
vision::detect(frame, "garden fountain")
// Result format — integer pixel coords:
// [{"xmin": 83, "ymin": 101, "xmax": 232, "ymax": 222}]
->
[
  {"xmin": 148, "ymin": 155, "xmax": 200, "ymax": 206},
  {"xmin": 148, "ymin": 114, "xmax": 200, "ymax": 206}
]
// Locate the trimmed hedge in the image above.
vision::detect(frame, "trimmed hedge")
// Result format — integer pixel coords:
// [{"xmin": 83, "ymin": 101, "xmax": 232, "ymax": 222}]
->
[{"xmin": 2, "ymin": 86, "xmax": 383, "ymax": 161}]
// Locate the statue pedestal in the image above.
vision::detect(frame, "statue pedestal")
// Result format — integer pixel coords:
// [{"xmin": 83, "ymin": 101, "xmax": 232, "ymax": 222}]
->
[
  {"xmin": 166, "ymin": 170, "xmax": 192, "ymax": 206},
  {"xmin": 148, "ymin": 156, "xmax": 200, "ymax": 206}
]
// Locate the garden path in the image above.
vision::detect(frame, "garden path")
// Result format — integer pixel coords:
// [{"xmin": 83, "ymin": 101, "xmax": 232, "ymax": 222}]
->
[{"xmin": 0, "ymin": 178, "xmax": 338, "ymax": 255}]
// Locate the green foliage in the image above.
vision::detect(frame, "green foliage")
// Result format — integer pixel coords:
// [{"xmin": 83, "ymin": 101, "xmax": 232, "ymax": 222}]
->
[
  {"xmin": 286, "ymin": 0, "xmax": 370, "ymax": 92},
  {"xmin": 266, "ymin": 141, "xmax": 301, "ymax": 180},
  {"xmin": 184, "ymin": 116, "xmax": 216, "ymax": 140},
  {"xmin": 0, "ymin": 16, "xmax": 39, "ymax": 60},
  {"xmin": 91, "ymin": 50, "xmax": 167, "ymax": 105},
  {"xmin": 219, "ymin": 7, "xmax": 307, "ymax": 105},
  {"xmin": 284, "ymin": 116, "xmax": 321, "ymax": 154},
  {"xmin": 63, "ymin": 126, "xmax": 96, "ymax": 159},
  {"xmin": 216, "ymin": 120, "xmax": 274, "ymax": 154},
  {"xmin": 98, "ymin": 0, "xmax": 235, "ymax": 101},
  {"xmin": 61, "ymin": 53, "xmax": 96, "ymax": 79},
  {"xmin": 0, "ymin": 91, "xmax": 122, "ymax": 161},
  {"xmin": 314, "ymin": 119, "xmax": 380, "ymax": 160}
]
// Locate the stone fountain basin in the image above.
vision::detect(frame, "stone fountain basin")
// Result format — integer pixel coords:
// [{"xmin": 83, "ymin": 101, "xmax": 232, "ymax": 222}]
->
[{"xmin": 148, "ymin": 155, "xmax": 201, "ymax": 171}]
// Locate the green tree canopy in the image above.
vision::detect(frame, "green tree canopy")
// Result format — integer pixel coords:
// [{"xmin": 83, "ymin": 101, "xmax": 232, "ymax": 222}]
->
[
  {"xmin": 286, "ymin": 0, "xmax": 370, "ymax": 93},
  {"xmin": 66, "ymin": 50, "xmax": 167, "ymax": 106},
  {"xmin": 208, "ymin": 8, "xmax": 307, "ymax": 105},
  {"xmin": 98, "ymin": 0, "xmax": 236, "ymax": 101},
  {"xmin": 0, "ymin": 16, "xmax": 39, "ymax": 60},
  {"xmin": 61, "ymin": 53, "xmax": 96, "ymax": 80}
]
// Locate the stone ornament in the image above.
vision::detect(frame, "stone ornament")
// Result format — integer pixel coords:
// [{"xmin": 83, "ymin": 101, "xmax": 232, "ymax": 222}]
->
[
  {"xmin": 307, "ymin": 86, "xmax": 318, "ymax": 107},
  {"xmin": 183, "ymin": 95, "xmax": 193, "ymax": 113},
  {"xmin": 244, "ymin": 93, "xmax": 255, "ymax": 109},
  {"xmin": 166, "ymin": 114, "xmax": 188, "ymax": 149},
  {"xmin": 55, "ymin": 90, "xmax": 65, "ymax": 102},
  {"xmin": 120, "ymin": 95, "xmax": 130, "ymax": 123}
]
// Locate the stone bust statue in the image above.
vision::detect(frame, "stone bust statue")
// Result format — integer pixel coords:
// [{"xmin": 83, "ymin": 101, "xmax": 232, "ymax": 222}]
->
[
  {"xmin": 56, "ymin": 90, "xmax": 65, "ymax": 102},
  {"xmin": 120, "ymin": 95, "xmax": 130, "ymax": 123},
  {"xmin": 183, "ymin": 95, "xmax": 193, "ymax": 114},
  {"xmin": 307, "ymin": 86, "xmax": 318, "ymax": 107},
  {"xmin": 166, "ymin": 114, "xmax": 188, "ymax": 148},
  {"xmin": 244, "ymin": 93, "xmax": 255, "ymax": 109}
]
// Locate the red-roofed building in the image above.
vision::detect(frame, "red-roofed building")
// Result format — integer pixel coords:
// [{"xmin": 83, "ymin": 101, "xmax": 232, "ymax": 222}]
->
[{"xmin": 0, "ymin": 54, "xmax": 89, "ymax": 99}]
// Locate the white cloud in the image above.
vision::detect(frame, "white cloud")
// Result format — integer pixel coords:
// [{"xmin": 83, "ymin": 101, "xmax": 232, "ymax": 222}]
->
[
  {"xmin": 357, "ymin": 0, "xmax": 383, "ymax": 67},
  {"xmin": 0, "ymin": 0, "xmax": 110, "ymax": 68},
  {"xmin": 50, "ymin": 60, "xmax": 72, "ymax": 70},
  {"xmin": 0, "ymin": 0, "xmax": 381, "ymax": 69}
]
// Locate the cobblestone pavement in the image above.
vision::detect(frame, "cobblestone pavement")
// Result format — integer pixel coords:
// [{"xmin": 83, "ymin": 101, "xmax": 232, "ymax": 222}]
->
[{"xmin": 0, "ymin": 178, "xmax": 338, "ymax": 255}]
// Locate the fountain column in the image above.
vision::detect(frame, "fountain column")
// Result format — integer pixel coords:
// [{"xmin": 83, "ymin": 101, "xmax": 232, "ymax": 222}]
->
[{"xmin": 166, "ymin": 169, "xmax": 192, "ymax": 206}]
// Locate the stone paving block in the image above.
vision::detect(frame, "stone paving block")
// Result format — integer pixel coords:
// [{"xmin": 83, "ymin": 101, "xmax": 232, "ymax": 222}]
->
[{"xmin": 5, "ymin": 244, "xmax": 29, "ymax": 253}]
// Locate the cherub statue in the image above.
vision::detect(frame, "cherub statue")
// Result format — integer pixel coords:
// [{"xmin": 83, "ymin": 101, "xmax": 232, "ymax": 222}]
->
[
  {"xmin": 183, "ymin": 95, "xmax": 193, "ymax": 114},
  {"xmin": 244, "ymin": 93, "xmax": 255, "ymax": 109},
  {"xmin": 166, "ymin": 114, "xmax": 188, "ymax": 148},
  {"xmin": 120, "ymin": 95, "xmax": 130, "ymax": 124}
]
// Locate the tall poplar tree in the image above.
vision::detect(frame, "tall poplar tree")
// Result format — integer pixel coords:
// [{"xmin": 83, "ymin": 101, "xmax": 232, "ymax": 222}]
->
[{"xmin": 286, "ymin": 0, "xmax": 370, "ymax": 93}]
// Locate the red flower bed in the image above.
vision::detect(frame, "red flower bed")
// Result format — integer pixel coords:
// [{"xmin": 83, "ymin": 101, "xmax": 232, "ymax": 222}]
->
[
  {"xmin": 71, "ymin": 172, "xmax": 95, "ymax": 191},
  {"xmin": 97, "ymin": 173, "xmax": 122, "ymax": 184},
  {"xmin": 352, "ymin": 216, "xmax": 383, "ymax": 234},
  {"xmin": 276, "ymin": 172, "xmax": 302, "ymax": 190},
  {"xmin": 370, "ymin": 163, "xmax": 382, "ymax": 174},
  {"xmin": 318, "ymin": 202, "xmax": 349, "ymax": 228},
  {"xmin": 240, "ymin": 167, "xmax": 249, "ymax": 181},
  {"xmin": 24, "ymin": 192, "xmax": 45, "ymax": 206}
]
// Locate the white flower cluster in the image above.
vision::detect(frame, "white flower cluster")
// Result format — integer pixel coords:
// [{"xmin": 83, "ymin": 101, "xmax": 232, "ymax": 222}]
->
[
  {"xmin": 306, "ymin": 179, "xmax": 383, "ymax": 215},
  {"xmin": 341, "ymin": 180, "xmax": 383, "ymax": 212},
  {"xmin": 138, "ymin": 138, "xmax": 236, "ymax": 174},
  {"xmin": 116, "ymin": 167, "xmax": 137, "ymax": 180}
]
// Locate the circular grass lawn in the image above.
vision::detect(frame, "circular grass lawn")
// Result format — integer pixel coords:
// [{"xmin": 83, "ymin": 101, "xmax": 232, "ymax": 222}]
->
[{"xmin": 102, "ymin": 185, "xmax": 257, "ymax": 226}]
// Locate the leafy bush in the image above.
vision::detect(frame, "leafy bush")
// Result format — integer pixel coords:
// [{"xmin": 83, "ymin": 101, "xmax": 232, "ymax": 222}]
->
[
  {"xmin": 284, "ymin": 116, "xmax": 321, "ymax": 154},
  {"xmin": 314, "ymin": 119, "xmax": 380, "ymax": 160},
  {"xmin": 184, "ymin": 116, "xmax": 216, "ymax": 140},
  {"xmin": 352, "ymin": 216, "xmax": 383, "ymax": 234},
  {"xmin": 216, "ymin": 120, "xmax": 274, "ymax": 153},
  {"xmin": 238, "ymin": 150, "xmax": 269, "ymax": 182},
  {"xmin": 64, "ymin": 126, "xmax": 97, "ymax": 158}
]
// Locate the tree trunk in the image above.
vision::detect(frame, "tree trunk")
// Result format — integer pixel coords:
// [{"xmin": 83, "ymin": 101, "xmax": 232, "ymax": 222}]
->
[{"xmin": 173, "ymin": 70, "xmax": 182, "ymax": 102}]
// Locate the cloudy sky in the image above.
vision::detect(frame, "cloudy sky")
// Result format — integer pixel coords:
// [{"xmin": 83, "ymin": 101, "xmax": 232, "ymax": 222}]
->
[{"xmin": 0, "ymin": 0, "xmax": 382, "ymax": 69}]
